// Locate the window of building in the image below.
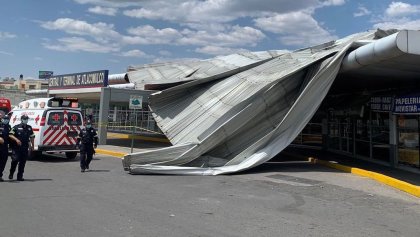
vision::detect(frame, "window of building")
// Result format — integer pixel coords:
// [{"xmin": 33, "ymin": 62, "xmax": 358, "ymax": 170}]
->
[{"xmin": 397, "ymin": 115, "xmax": 419, "ymax": 168}]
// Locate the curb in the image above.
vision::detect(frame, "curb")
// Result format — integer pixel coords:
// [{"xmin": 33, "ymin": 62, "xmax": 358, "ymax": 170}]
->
[
  {"xmin": 95, "ymin": 149, "xmax": 126, "ymax": 158},
  {"xmin": 107, "ymin": 132, "xmax": 170, "ymax": 143},
  {"xmin": 309, "ymin": 157, "xmax": 420, "ymax": 198}
]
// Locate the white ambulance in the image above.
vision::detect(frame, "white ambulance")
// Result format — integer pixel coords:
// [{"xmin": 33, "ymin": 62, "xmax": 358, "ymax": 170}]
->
[{"xmin": 8, "ymin": 97, "xmax": 84, "ymax": 159}]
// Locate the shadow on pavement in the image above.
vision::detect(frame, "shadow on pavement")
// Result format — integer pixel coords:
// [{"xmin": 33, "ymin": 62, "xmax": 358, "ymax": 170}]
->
[
  {"xmin": 238, "ymin": 161, "xmax": 341, "ymax": 175},
  {"xmin": 86, "ymin": 170, "xmax": 110, "ymax": 172},
  {"xmin": 33, "ymin": 156, "xmax": 79, "ymax": 163},
  {"xmin": 3, "ymin": 178, "xmax": 53, "ymax": 182}
]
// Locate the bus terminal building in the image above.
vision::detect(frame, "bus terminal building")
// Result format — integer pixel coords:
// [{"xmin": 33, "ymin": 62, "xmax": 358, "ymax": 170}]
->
[{"xmin": 45, "ymin": 29, "xmax": 420, "ymax": 174}]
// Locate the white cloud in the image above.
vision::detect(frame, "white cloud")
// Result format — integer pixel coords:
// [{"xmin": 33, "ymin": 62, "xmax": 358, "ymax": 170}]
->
[
  {"xmin": 179, "ymin": 26, "xmax": 265, "ymax": 47},
  {"xmin": 88, "ymin": 6, "xmax": 118, "ymax": 16},
  {"xmin": 371, "ymin": 2, "xmax": 420, "ymax": 31},
  {"xmin": 0, "ymin": 51, "xmax": 13, "ymax": 56},
  {"xmin": 43, "ymin": 37, "xmax": 119, "ymax": 53},
  {"xmin": 354, "ymin": 6, "xmax": 371, "ymax": 17},
  {"xmin": 254, "ymin": 11, "xmax": 337, "ymax": 46},
  {"xmin": 125, "ymin": 25, "xmax": 183, "ymax": 44},
  {"xmin": 0, "ymin": 31, "xmax": 16, "ymax": 40},
  {"xmin": 119, "ymin": 49, "xmax": 148, "ymax": 57},
  {"xmin": 45, "ymin": 0, "xmax": 348, "ymax": 55},
  {"xmin": 40, "ymin": 18, "xmax": 120, "ymax": 40},
  {"xmin": 374, "ymin": 18, "xmax": 420, "ymax": 30},
  {"xmin": 123, "ymin": 24, "xmax": 265, "ymax": 47},
  {"xmin": 122, "ymin": 0, "xmax": 340, "ymax": 25},
  {"xmin": 321, "ymin": 0, "xmax": 345, "ymax": 6},
  {"xmin": 385, "ymin": 1, "xmax": 420, "ymax": 17},
  {"xmin": 73, "ymin": 0, "xmax": 142, "ymax": 8},
  {"xmin": 40, "ymin": 18, "xmax": 263, "ymax": 55},
  {"xmin": 195, "ymin": 46, "xmax": 249, "ymax": 55}
]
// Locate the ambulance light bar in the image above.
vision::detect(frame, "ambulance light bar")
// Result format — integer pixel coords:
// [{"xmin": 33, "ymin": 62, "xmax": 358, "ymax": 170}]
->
[{"xmin": 48, "ymin": 98, "xmax": 79, "ymax": 108}]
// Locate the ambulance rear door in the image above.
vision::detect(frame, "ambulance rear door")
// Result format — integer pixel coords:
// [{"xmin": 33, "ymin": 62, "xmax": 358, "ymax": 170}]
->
[{"xmin": 41, "ymin": 109, "xmax": 82, "ymax": 149}]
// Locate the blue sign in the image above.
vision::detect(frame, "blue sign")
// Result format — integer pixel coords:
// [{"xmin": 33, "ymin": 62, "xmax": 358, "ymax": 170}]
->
[
  {"xmin": 393, "ymin": 95, "xmax": 420, "ymax": 114},
  {"xmin": 370, "ymin": 96, "xmax": 392, "ymax": 112},
  {"xmin": 48, "ymin": 70, "xmax": 109, "ymax": 89}
]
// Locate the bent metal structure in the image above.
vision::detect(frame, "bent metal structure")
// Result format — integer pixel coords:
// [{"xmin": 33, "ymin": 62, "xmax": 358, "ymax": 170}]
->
[{"xmin": 123, "ymin": 29, "xmax": 420, "ymax": 175}]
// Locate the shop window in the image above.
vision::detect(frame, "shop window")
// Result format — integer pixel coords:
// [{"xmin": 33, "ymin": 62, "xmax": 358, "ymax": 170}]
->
[
  {"xmin": 397, "ymin": 115, "xmax": 419, "ymax": 168},
  {"xmin": 355, "ymin": 118, "xmax": 370, "ymax": 157}
]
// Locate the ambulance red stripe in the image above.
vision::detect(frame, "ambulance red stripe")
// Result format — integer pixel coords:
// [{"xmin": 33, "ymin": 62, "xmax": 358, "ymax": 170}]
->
[
  {"xmin": 45, "ymin": 129, "xmax": 65, "ymax": 145},
  {"xmin": 43, "ymin": 127, "xmax": 61, "ymax": 145}
]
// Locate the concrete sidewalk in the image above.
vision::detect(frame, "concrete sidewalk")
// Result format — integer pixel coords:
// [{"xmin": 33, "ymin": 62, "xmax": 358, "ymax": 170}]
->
[
  {"xmin": 95, "ymin": 142, "xmax": 419, "ymax": 197},
  {"xmin": 96, "ymin": 138, "xmax": 171, "ymax": 158},
  {"xmin": 282, "ymin": 146, "xmax": 420, "ymax": 198}
]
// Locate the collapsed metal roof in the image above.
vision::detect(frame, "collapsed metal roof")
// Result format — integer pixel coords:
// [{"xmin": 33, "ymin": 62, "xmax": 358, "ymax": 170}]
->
[
  {"xmin": 127, "ymin": 50, "xmax": 287, "ymax": 90},
  {"xmin": 123, "ymin": 30, "xmax": 419, "ymax": 175}
]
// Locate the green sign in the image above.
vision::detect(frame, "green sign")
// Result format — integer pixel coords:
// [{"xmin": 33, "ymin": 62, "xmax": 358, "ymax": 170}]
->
[{"xmin": 129, "ymin": 96, "xmax": 143, "ymax": 109}]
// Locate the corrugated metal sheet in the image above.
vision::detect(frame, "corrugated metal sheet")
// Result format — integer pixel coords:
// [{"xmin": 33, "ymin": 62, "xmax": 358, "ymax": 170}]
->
[
  {"xmin": 123, "ymin": 30, "xmax": 399, "ymax": 175},
  {"xmin": 127, "ymin": 51, "xmax": 287, "ymax": 90}
]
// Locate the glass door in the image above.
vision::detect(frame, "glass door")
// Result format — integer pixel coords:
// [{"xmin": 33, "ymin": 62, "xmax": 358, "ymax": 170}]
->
[{"xmin": 397, "ymin": 115, "xmax": 420, "ymax": 168}]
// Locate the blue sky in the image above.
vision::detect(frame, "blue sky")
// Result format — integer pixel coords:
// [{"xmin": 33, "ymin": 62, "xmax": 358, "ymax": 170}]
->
[{"xmin": 1, "ymin": 0, "xmax": 420, "ymax": 79}]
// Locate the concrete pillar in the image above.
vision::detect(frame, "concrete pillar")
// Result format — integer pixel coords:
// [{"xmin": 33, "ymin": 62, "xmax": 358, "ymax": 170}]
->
[
  {"xmin": 113, "ymin": 106, "xmax": 117, "ymax": 122},
  {"xmin": 389, "ymin": 112, "xmax": 398, "ymax": 167},
  {"xmin": 98, "ymin": 87, "xmax": 110, "ymax": 145}
]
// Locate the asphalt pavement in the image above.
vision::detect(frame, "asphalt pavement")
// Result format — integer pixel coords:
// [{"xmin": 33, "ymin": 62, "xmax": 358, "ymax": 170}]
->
[{"xmin": 0, "ymin": 151, "xmax": 418, "ymax": 237}]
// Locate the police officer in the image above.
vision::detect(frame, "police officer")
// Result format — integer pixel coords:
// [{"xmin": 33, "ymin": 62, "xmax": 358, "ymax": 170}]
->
[
  {"xmin": 9, "ymin": 114, "xmax": 35, "ymax": 181},
  {"xmin": 0, "ymin": 115, "xmax": 12, "ymax": 182},
  {"xmin": 76, "ymin": 120, "xmax": 98, "ymax": 172}
]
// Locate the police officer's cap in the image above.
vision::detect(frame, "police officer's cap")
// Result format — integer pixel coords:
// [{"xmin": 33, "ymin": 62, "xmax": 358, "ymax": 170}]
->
[
  {"xmin": 86, "ymin": 119, "xmax": 92, "ymax": 125},
  {"xmin": 21, "ymin": 114, "xmax": 29, "ymax": 120}
]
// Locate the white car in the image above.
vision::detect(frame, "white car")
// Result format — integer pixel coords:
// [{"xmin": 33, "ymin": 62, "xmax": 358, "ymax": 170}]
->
[{"xmin": 8, "ymin": 97, "xmax": 84, "ymax": 159}]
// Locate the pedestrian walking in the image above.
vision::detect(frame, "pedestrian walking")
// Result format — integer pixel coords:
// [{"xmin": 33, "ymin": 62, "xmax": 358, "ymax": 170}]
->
[
  {"xmin": 9, "ymin": 114, "xmax": 35, "ymax": 181},
  {"xmin": 0, "ymin": 115, "xmax": 12, "ymax": 182},
  {"xmin": 76, "ymin": 120, "xmax": 98, "ymax": 172}
]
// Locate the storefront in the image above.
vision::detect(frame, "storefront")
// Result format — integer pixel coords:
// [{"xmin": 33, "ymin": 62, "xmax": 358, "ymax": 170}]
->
[
  {"xmin": 295, "ymin": 92, "xmax": 420, "ymax": 171},
  {"xmin": 394, "ymin": 95, "xmax": 420, "ymax": 168}
]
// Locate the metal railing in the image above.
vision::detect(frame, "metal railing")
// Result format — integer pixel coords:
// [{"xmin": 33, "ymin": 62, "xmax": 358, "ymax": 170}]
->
[
  {"xmin": 87, "ymin": 109, "xmax": 163, "ymax": 135},
  {"xmin": 292, "ymin": 123, "xmax": 323, "ymax": 146}
]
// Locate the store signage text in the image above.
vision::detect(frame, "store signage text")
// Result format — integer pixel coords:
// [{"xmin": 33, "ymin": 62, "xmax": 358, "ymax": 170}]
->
[
  {"xmin": 49, "ymin": 70, "xmax": 109, "ymax": 89},
  {"xmin": 370, "ymin": 96, "xmax": 392, "ymax": 112},
  {"xmin": 393, "ymin": 95, "xmax": 420, "ymax": 114}
]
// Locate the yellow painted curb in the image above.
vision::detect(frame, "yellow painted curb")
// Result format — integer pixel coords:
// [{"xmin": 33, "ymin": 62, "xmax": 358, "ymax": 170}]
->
[
  {"xmin": 107, "ymin": 132, "xmax": 170, "ymax": 143},
  {"xmin": 95, "ymin": 149, "xmax": 126, "ymax": 158},
  {"xmin": 308, "ymin": 157, "xmax": 420, "ymax": 198}
]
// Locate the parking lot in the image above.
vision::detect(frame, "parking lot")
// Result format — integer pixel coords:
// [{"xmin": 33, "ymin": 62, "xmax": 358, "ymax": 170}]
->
[{"xmin": 0, "ymin": 152, "xmax": 419, "ymax": 237}]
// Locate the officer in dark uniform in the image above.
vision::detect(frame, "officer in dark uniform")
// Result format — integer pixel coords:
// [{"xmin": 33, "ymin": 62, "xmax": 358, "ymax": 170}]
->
[
  {"xmin": 9, "ymin": 114, "xmax": 35, "ymax": 181},
  {"xmin": 0, "ymin": 115, "xmax": 12, "ymax": 182},
  {"xmin": 76, "ymin": 120, "xmax": 98, "ymax": 172}
]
